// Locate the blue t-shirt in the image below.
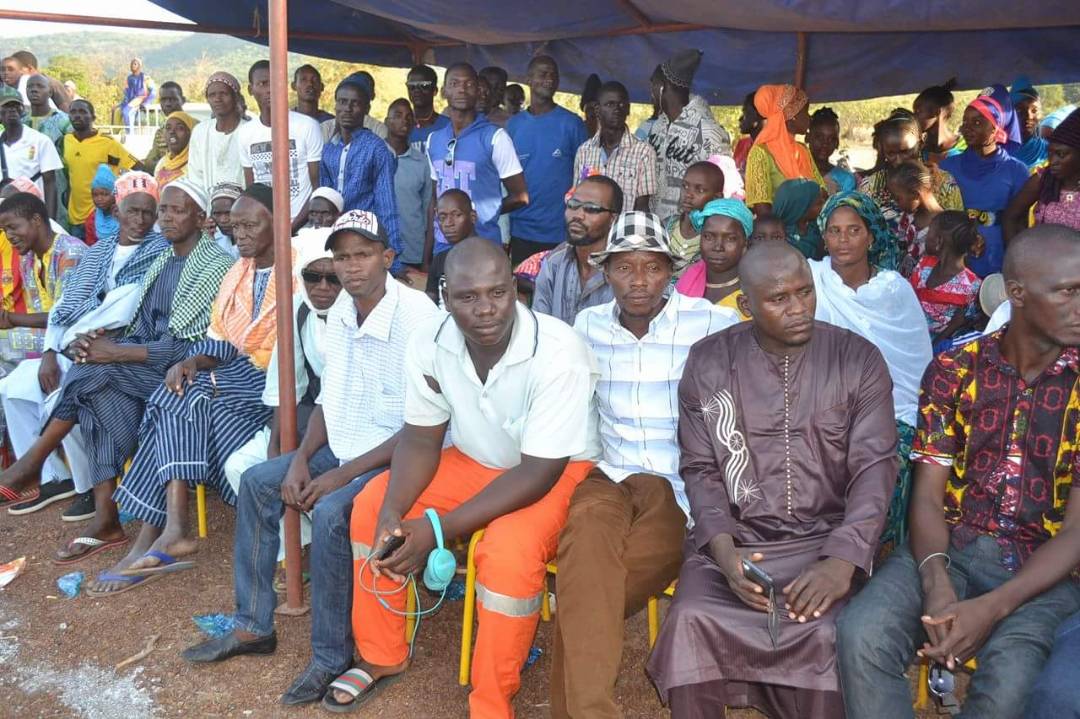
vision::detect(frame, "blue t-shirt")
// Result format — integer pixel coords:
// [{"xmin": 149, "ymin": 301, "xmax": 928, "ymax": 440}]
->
[
  {"xmin": 427, "ymin": 115, "xmax": 520, "ymax": 255},
  {"xmin": 941, "ymin": 148, "xmax": 1030, "ymax": 277},
  {"xmin": 507, "ymin": 105, "xmax": 588, "ymax": 244},
  {"xmin": 409, "ymin": 114, "xmax": 451, "ymax": 153}
]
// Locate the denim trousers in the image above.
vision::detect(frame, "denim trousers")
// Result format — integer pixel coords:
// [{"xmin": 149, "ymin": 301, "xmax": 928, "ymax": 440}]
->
[
  {"xmin": 1024, "ymin": 608, "xmax": 1080, "ymax": 718},
  {"xmin": 836, "ymin": 536, "xmax": 1080, "ymax": 719},
  {"xmin": 232, "ymin": 445, "xmax": 385, "ymax": 675}
]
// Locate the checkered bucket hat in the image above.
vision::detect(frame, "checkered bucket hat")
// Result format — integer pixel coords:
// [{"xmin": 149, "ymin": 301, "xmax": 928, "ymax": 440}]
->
[{"xmin": 589, "ymin": 211, "xmax": 676, "ymax": 267}]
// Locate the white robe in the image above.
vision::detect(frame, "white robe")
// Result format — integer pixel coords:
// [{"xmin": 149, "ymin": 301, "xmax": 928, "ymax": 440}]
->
[{"xmin": 809, "ymin": 258, "xmax": 933, "ymax": 427}]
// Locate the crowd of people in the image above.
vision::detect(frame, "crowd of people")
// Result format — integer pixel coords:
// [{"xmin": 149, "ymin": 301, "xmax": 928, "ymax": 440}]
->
[{"xmin": 1, "ymin": 42, "xmax": 1080, "ymax": 719}]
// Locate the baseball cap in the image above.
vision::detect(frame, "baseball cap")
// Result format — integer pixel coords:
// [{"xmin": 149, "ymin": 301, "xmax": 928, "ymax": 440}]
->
[
  {"xmin": 326, "ymin": 209, "xmax": 388, "ymax": 250},
  {"xmin": 589, "ymin": 211, "xmax": 677, "ymax": 268},
  {"xmin": 0, "ymin": 86, "xmax": 24, "ymax": 107}
]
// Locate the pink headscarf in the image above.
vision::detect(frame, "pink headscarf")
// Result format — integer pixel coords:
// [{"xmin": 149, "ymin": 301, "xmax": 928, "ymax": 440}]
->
[{"xmin": 8, "ymin": 177, "xmax": 42, "ymax": 200}]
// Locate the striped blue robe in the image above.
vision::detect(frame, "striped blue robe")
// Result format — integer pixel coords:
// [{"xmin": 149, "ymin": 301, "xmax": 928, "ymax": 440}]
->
[
  {"xmin": 114, "ymin": 273, "xmax": 275, "ymax": 527},
  {"xmin": 50, "ymin": 237, "xmax": 235, "ymax": 487}
]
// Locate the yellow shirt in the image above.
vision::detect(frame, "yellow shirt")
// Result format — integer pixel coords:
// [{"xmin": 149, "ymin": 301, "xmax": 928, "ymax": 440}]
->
[
  {"xmin": 62, "ymin": 132, "xmax": 138, "ymax": 225},
  {"xmin": 744, "ymin": 142, "xmax": 825, "ymax": 207},
  {"xmin": 716, "ymin": 288, "xmax": 752, "ymax": 320},
  {"xmin": 0, "ymin": 231, "xmax": 21, "ymax": 312}
]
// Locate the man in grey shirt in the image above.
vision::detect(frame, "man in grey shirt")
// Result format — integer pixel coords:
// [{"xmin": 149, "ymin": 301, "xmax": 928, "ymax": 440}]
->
[
  {"xmin": 385, "ymin": 98, "xmax": 433, "ymax": 270},
  {"xmin": 531, "ymin": 175, "xmax": 621, "ymax": 325}
]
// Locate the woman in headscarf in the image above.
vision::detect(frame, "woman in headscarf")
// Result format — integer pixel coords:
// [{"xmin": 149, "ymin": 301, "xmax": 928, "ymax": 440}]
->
[
  {"xmin": 674, "ymin": 198, "xmax": 753, "ymax": 319},
  {"xmin": 913, "ymin": 78, "xmax": 965, "ymax": 163},
  {"xmin": 809, "ymin": 190, "xmax": 932, "ymax": 548},
  {"xmin": 188, "ymin": 71, "xmax": 250, "ymax": 193},
  {"xmin": 858, "ymin": 114, "xmax": 963, "ymax": 245},
  {"xmin": 940, "ymin": 95, "xmax": 1031, "ymax": 276},
  {"xmin": 979, "ymin": 84, "xmax": 1024, "ymax": 158},
  {"xmin": 154, "ymin": 111, "xmax": 197, "ymax": 188},
  {"xmin": 1004, "ymin": 107, "xmax": 1080, "ymax": 241},
  {"xmin": 1010, "ymin": 76, "xmax": 1048, "ymax": 170},
  {"xmin": 771, "ymin": 178, "xmax": 828, "ymax": 260},
  {"xmin": 744, "ymin": 83, "xmax": 824, "ymax": 215},
  {"xmin": 84, "ymin": 164, "xmax": 120, "ymax": 247},
  {"xmin": 222, "ymin": 225, "xmax": 342, "ymax": 555}
]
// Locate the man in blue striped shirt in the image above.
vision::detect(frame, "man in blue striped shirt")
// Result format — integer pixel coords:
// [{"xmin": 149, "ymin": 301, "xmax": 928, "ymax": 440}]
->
[
  {"xmin": 550, "ymin": 211, "xmax": 740, "ymax": 717},
  {"xmin": 319, "ymin": 77, "xmax": 402, "ymax": 275}
]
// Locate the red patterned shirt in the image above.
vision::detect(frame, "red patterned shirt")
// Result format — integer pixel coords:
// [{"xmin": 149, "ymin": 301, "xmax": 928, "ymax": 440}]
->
[{"xmin": 912, "ymin": 331, "xmax": 1080, "ymax": 571}]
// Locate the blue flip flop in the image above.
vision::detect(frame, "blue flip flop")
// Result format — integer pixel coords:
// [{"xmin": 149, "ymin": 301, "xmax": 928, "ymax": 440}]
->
[
  {"xmin": 85, "ymin": 571, "xmax": 164, "ymax": 597},
  {"xmin": 117, "ymin": 549, "xmax": 196, "ymax": 577}
]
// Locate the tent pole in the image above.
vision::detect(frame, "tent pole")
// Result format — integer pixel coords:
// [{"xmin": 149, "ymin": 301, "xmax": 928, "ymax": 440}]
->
[
  {"xmin": 268, "ymin": 0, "xmax": 305, "ymax": 612},
  {"xmin": 795, "ymin": 31, "xmax": 808, "ymax": 88}
]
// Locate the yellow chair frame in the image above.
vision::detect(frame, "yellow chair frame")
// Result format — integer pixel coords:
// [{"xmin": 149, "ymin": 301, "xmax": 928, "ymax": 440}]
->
[
  {"xmin": 458, "ymin": 530, "xmax": 555, "ymax": 687},
  {"xmin": 646, "ymin": 582, "xmax": 677, "ymax": 648},
  {"xmin": 117, "ymin": 459, "xmax": 208, "ymax": 539},
  {"xmin": 914, "ymin": 656, "xmax": 977, "ymax": 709}
]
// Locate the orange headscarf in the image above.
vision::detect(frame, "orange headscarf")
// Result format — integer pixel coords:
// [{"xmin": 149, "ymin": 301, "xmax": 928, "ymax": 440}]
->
[
  {"xmin": 753, "ymin": 84, "xmax": 816, "ymax": 181},
  {"xmin": 207, "ymin": 254, "xmax": 293, "ymax": 371}
]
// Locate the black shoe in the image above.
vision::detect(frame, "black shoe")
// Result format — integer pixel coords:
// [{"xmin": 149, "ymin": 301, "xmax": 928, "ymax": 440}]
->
[
  {"xmin": 61, "ymin": 491, "xmax": 96, "ymax": 522},
  {"xmin": 181, "ymin": 631, "xmax": 277, "ymax": 663},
  {"xmin": 280, "ymin": 663, "xmax": 340, "ymax": 705},
  {"xmin": 7, "ymin": 479, "xmax": 75, "ymax": 515}
]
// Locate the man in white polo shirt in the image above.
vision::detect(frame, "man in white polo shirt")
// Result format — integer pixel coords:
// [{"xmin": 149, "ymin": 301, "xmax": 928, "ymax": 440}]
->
[
  {"xmin": 330, "ymin": 238, "xmax": 599, "ymax": 717},
  {"xmin": 180, "ymin": 211, "xmax": 437, "ymax": 708}
]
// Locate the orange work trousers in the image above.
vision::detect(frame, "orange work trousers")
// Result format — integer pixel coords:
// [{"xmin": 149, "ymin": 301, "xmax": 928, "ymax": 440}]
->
[{"xmin": 350, "ymin": 447, "xmax": 592, "ymax": 718}]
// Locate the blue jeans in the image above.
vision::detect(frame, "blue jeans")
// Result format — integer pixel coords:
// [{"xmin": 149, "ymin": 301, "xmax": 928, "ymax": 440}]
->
[
  {"xmin": 232, "ymin": 445, "xmax": 384, "ymax": 675},
  {"xmin": 836, "ymin": 536, "xmax": 1080, "ymax": 719},
  {"xmin": 1025, "ymin": 609, "xmax": 1080, "ymax": 718}
]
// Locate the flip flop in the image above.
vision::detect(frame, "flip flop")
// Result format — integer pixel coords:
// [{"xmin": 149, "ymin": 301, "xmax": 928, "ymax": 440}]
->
[
  {"xmin": 85, "ymin": 571, "xmax": 164, "ymax": 598},
  {"xmin": 0, "ymin": 485, "xmax": 39, "ymax": 510},
  {"xmin": 320, "ymin": 667, "xmax": 403, "ymax": 713},
  {"xmin": 118, "ymin": 549, "xmax": 196, "ymax": 577},
  {"xmin": 51, "ymin": 536, "xmax": 130, "ymax": 566}
]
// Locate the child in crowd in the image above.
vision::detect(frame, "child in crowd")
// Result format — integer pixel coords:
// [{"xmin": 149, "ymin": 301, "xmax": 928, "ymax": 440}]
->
[
  {"xmin": 749, "ymin": 214, "xmax": 786, "ymax": 244},
  {"xmin": 909, "ymin": 211, "xmax": 984, "ymax": 351},
  {"xmin": 84, "ymin": 164, "xmax": 119, "ymax": 247},
  {"xmin": 425, "ymin": 189, "xmax": 476, "ymax": 306},
  {"xmin": 667, "ymin": 161, "xmax": 724, "ymax": 270}
]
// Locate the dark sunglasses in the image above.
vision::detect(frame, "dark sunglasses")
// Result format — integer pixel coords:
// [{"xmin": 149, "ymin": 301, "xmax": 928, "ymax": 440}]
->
[
  {"xmin": 406, "ymin": 80, "xmax": 435, "ymax": 90},
  {"xmin": 445, "ymin": 138, "xmax": 457, "ymax": 166},
  {"xmin": 301, "ymin": 270, "xmax": 342, "ymax": 286},
  {"xmin": 566, "ymin": 198, "xmax": 615, "ymax": 215}
]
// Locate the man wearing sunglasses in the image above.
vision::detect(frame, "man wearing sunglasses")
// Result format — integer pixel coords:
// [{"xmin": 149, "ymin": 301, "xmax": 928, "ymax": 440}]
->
[
  {"xmin": 405, "ymin": 64, "xmax": 449, "ymax": 152},
  {"xmin": 423, "ymin": 63, "xmax": 528, "ymax": 269},
  {"xmin": 532, "ymin": 176, "xmax": 621, "ymax": 325}
]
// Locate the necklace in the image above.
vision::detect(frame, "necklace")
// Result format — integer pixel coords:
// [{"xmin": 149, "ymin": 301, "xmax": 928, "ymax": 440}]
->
[
  {"xmin": 782, "ymin": 352, "xmax": 794, "ymax": 517},
  {"xmin": 705, "ymin": 277, "xmax": 739, "ymax": 289},
  {"xmin": 414, "ymin": 107, "xmax": 434, "ymax": 126}
]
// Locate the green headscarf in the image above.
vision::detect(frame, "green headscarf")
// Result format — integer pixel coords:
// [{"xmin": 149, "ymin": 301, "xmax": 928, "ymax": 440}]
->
[
  {"xmin": 817, "ymin": 190, "xmax": 899, "ymax": 271},
  {"xmin": 773, "ymin": 179, "xmax": 824, "ymax": 260},
  {"xmin": 689, "ymin": 198, "xmax": 754, "ymax": 237}
]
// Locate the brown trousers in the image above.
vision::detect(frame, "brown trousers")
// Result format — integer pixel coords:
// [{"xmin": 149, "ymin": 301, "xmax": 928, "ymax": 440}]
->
[{"xmin": 550, "ymin": 469, "xmax": 687, "ymax": 719}]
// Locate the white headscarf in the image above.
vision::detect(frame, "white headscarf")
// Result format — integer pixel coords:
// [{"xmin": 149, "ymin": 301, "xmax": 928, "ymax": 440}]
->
[
  {"xmin": 293, "ymin": 227, "xmax": 336, "ymax": 318},
  {"xmin": 808, "ymin": 258, "xmax": 933, "ymax": 427}
]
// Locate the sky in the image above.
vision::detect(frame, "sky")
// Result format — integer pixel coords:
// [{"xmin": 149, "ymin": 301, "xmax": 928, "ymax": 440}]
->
[{"xmin": 0, "ymin": 0, "xmax": 190, "ymax": 36}]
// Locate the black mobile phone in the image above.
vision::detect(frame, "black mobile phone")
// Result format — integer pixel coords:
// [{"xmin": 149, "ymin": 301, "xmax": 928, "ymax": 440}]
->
[
  {"xmin": 741, "ymin": 558, "xmax": 775, "ymax": 593},
  {"xmin": 375, "ymin": 534, "xmax": 406, "ymax": 561}
]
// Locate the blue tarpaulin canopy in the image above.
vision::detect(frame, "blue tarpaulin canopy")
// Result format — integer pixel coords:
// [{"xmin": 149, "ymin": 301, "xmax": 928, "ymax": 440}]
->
[{"xmin": 151, "ymin": 1, "xmax": 1080, "ymax": 103}]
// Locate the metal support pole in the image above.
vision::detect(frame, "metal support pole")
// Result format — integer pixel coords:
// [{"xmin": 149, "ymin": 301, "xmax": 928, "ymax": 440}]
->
[
  {"xmin": 268, "ymin": 0, "xmax": 305, "ymax": 612},
  {"xmin": 795, "ymin": 31, "xmax": 808, "ymax": 89}
]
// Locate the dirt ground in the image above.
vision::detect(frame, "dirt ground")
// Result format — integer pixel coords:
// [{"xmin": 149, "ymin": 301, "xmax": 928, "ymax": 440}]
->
[{"xmin": 0, "ymin": 495, "xmax": 952, "ymax": 719}]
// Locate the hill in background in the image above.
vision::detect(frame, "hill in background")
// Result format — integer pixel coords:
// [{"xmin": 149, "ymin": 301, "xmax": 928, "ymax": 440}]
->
[{"xmin": 4, "ymin": 29, "xmax": 1078, "ymax": 155}]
